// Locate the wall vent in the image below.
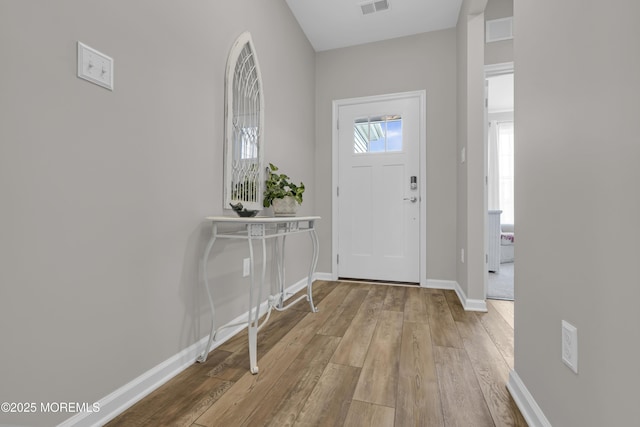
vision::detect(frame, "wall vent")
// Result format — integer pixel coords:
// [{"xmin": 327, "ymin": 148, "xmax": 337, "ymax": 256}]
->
[
  {"xmin": 360, "ymin": 0, "xmax": 389, "ymax": 16},
  {"xmin": 486, "ymin": 17, "xmax": 513, "ymax": 42}
]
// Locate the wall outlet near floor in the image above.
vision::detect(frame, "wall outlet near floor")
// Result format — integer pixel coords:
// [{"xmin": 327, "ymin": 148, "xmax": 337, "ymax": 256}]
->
[
  {"xmin": 243, "ymin": 258, "xmax": 250, "ymax": 277},
  {"xmin": 561, "ymin": 320, "xmax": 578, "ymax": 374}
]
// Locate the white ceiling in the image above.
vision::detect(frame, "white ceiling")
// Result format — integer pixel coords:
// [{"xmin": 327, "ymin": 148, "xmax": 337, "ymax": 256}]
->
[{"xmin": 285, "ymin": 0, "xmax": 464, "ymax": 52}]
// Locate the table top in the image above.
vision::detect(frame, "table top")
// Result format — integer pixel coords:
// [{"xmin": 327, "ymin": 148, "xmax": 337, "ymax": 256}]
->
[{"xmin": 205, "ymin": 215, "xmax": 320, "ymax": 224}]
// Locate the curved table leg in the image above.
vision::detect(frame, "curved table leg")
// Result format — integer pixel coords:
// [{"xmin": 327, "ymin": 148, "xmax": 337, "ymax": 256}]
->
[
  {"xmin": 197, "ymin": 226, "xmax": 218, "ymax": 363},
  {"xmin": 307, "ymin": 225, "xmax": 319, "ymax": 313},
  {"xmin": 276, "ymin": 235, "xmax": 287, "ymax": 309},
  {"xmin": 247, "ymin": 228, "xmax": 267, "ymax": 374}
]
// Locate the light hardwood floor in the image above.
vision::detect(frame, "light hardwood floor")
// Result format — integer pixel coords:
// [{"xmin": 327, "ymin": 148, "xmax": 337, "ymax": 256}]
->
[{"xmin": 106, "ymin": 281, "xmax": 526, "ymax": 427}]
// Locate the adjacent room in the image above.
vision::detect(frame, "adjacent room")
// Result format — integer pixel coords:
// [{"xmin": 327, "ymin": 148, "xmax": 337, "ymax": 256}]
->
[{"xmin": 487, "ymin": 70, "xmax": 515, "ymax": 301}]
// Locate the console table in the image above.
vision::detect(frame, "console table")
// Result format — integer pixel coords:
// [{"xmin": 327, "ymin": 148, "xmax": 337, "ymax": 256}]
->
[{"xmin": 197, "ymin": 216, "xmax": 320, "ymax": 374}]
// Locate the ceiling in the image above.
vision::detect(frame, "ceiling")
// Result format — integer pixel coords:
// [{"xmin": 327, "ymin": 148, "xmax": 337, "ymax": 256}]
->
[{"xmin": 285, "ymin": 0, "xmax": 464, "ymax": 52}]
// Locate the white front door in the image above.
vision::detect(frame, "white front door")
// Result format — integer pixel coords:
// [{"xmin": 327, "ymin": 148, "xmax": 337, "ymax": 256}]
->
[{"xmin": 337, "ymin": 94, "xmax": 421, "ymax": 283}]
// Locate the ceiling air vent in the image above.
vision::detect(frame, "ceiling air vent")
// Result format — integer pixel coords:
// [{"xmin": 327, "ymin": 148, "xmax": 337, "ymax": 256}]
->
[{"xmin": 359, "ymin": 0, "xmax": 389, "ymax": 16}]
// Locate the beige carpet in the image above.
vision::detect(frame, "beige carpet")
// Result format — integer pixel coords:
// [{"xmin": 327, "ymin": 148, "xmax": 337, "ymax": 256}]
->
[{"xmin": 488, "ymin": 261, "xmax": 514, "ymax": 300}]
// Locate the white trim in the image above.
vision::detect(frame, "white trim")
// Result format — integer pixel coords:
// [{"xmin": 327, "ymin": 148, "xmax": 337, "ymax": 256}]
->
[
  {"xmin": 488, "ymin": 111, "xmax": 514, "ymax": 122},
  {"xmin": 485, "ymin": 62, "xmax": 514, "ymax": 77},
  {"xmin": 332, "ymin": 90, "xmax": 428, "ymax": 286},
  {"xmin": 314, "ymin": 271, "xmax": 334, "ymax": 282},
  {"xmin": 58, "ymin": 337, "xmax": 220, "ymax": 427},
  {"xmin": 424, "ymin": 279, "xmax": 487, "ymax": 312},
  {"xmin": 507, "ymin": 370, "xmax": 553, "ymax": 427},
  {"xmin": 462, "ymin": 297, "xmax": 488, "ymax": 312},
  {"xmin": 424, "ymin": 279, "xmax": 457, "ymax": 290},
  {"xmin": 454, "ymin": 281, "xmax": 488, "ymax": 312},
  {"xmin": 58, "ymin": 277, "xmax": 313, "ymax": 427}
]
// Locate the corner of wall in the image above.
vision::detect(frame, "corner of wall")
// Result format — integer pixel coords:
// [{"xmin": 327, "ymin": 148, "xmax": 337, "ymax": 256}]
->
[
  {"xmin": 454, "ymin": 281, "xmax": 487, "ymax": 312},
  {"xmin": 425, "ymin": 279, "xmax": 487, "ymax": 312}
]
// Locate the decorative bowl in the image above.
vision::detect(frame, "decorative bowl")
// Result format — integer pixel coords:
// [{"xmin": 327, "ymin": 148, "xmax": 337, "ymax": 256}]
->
[
  {"xmin": 229, "ymin": 202, "xmax": 259, "ymax": 217},
  {"xmin": 235, "ymin": 209, "xmax": 259, "ymax": 217}
]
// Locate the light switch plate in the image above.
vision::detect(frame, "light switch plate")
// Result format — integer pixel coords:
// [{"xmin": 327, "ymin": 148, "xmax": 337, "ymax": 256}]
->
[{"xmin": 77, "ymin": 42, "xmax": 113, "ymax": 90}]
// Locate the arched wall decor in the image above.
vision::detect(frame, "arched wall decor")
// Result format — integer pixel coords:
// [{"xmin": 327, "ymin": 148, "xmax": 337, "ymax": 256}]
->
[{"xmin": 224, "ymin": 31, "xmax": 265, "ymax": 211}]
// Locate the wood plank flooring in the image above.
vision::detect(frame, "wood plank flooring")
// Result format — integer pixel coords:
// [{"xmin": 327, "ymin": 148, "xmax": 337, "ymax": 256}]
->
[{"xmin": 106, "ymin": 281, "xmax": 527, "ymax": 427}]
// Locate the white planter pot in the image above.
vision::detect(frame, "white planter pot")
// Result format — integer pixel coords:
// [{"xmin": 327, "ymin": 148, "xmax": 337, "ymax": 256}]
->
[{"xmin": 272, "ymin": 196, "xmax": 299, "ymax": 216}]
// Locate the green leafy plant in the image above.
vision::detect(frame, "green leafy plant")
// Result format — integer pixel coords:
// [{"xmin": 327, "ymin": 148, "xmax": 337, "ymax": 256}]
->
[{"xmin": 263, "ymin": 163, "xmax": 305, "ymax": 208}]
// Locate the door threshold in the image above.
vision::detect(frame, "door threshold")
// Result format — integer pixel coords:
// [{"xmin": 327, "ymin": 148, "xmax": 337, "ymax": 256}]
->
[{"xmin": 338, "ymin": 277, "xmax": 420, "ymax": 287}]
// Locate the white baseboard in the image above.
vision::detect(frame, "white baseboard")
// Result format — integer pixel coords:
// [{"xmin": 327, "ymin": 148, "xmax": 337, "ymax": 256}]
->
[
  {"xmin": 454, "ymin": 281, "xmax": 487, "ymax": 312},
  {"xmin": 314, "ymin": 272, "xmax": 334, "ymax": 281},
  {"xmin": 424, "ymin": 278, "xmax": 457, "ymax": 289},
  {"xmin": 58, "ymin": 277, "xmax": 313, "ymax": 427},
  {"xmin": 424, "ymin": 279, "xmax": 487, "ymax": 312},
  {"xmin": 507, "ymin": 370, "xmax": 552, "ymax": 427}
]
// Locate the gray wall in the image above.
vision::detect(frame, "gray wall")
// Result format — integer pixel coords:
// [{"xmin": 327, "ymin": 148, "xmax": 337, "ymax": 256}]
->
[
  {"xmin": 0, "ymin": 1, "xmax": 315, "ymax": 425},
  {"xmin": 456, "ymin": 0, "xmax": 488, "ymax": 301},
  {"xmin": 485, "ymin": 0, "xmax": 513, "ymax": 65},
  {"xmin": 514, "ymin": 0, "xmax": 640, "ymax": 425},
  {"xmin": 314, "ymin": 30, "xmax": 458, "ymax": 282}
]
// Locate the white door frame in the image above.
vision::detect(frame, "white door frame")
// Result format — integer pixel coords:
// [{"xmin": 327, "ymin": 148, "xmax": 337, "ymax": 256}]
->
[{"xmin": 331, "ymin": 90, "xmax": 427, "ymax": 286}]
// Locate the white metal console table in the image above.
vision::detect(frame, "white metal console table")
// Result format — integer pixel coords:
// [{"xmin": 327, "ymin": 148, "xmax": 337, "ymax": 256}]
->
[{"xmin": 197, "ymin": 216, "xmax": 320, "ymax": 374}]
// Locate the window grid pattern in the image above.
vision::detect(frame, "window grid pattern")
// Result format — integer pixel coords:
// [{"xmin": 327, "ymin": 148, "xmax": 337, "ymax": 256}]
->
[
  {"xmin": 231, "ymin": 43, "xmax": 261, "ymax": 204},
  {"xmin": 353, "ymin": 115, "xmax": 402, "ymax": 153}
]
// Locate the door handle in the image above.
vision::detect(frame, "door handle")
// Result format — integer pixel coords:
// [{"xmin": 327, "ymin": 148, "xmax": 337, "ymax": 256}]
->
[{"xmin": 403, "ymin": 196, "xmax": 418, "ymax": 203}]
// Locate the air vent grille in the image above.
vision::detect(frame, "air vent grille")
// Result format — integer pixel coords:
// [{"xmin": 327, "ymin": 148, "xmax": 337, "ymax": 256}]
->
[
  {"xmin": 360, "ymin": 3, "xmax": 375, "ymax": 15},
  {"xmin": 486, "ymin": 17, "xmax": 513, "ymax": 42},
  {"xmin": 359, "ymin": 0, "xmax": 389, "ymax": 16}
]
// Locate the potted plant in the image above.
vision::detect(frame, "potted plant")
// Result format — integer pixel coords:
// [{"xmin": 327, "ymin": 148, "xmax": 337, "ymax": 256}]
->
[{"xmin": 263, "ymin": 163, "xmax": 305, "ymax": 216}]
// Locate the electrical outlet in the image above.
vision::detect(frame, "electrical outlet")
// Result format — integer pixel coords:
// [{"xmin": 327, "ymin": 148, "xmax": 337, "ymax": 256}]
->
[
  {"xmin": 562, "ymin": 320, "xmax": 578, "ymax": 374},
  {"xmin": 461, "ymin": 248, "xmax": 465, "ymax": 263},
  {"xmin": 243, "ymin": 258, "xmax": 250, "ymax": 277}
]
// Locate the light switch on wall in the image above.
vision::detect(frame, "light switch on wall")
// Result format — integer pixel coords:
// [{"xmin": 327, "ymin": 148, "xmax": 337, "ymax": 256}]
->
[{"xmin": 77, "ymin": 42, "xmax": 113, "ymax": 90}]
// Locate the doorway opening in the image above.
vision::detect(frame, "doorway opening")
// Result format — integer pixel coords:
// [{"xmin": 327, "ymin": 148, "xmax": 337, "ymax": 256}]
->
[{"xmin": 485, "ymin": 63, "xmax": 514, "ymax": 301}]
